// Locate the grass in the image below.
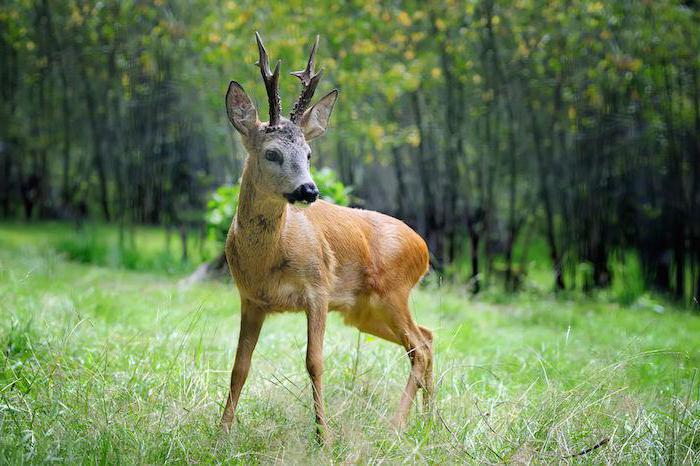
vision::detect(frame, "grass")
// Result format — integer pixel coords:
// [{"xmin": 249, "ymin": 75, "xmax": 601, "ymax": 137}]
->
[
  {"xmin": 0, "ymin": 222, "xmax": 217, "ymax": 276},
  {"xmin": 1, "ymin": 223, "xmax": 699, "ymax": 464}
]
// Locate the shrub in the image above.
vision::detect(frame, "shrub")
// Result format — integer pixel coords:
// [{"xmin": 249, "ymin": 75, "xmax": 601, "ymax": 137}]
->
[
  {"xmin": 311, "ymin": 166, "xmax": 352, "ymax": 206},
  {"xmin": 205, "ymin": 185, "xmax": 240, "ymax": 242},
  {"xmin": 55, "ymin": 229, "xmax": 107, "ymax": 265}
]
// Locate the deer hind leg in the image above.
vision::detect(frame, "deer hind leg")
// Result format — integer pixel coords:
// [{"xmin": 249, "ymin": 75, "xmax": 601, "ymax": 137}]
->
[
  {"xmin": 418, "ymin": 325, "xmax": 434, "ymax": 413},
  {"xmin": 392, "ymin": 321, "xmax": 431, "ymax": 429},
  {"xmin": 350, "ymin": 291, "xmax": 432, "ymax": 429}
]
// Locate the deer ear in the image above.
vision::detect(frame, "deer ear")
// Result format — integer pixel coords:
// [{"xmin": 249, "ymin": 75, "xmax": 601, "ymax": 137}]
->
[
  {"xmin": 300, "ymin": 89, "xmax": 338, "ymax": 141},
  {"xmin": 226, "ymin": 81, "xmax": 258, "ymax": 136}
]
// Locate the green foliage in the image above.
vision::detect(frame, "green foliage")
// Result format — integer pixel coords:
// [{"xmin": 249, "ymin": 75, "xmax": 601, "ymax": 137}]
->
[
  {"xmin": 311, "ymin": 166, "xmax": 352, "ymax": 206},
  {"xmin": 55, "ymin": 230, "xmax": 108, "ymax": 265},
  {"xmin": 610, "ymin": 252, "xmax": 646, "ymax": 306},
  {"xmin": 205, "ymin": 185, "xmax": 240, "ymax": 242},
  {"xmin": 1, "ymin": 228, "xmax": 699, "ymax": 463}
]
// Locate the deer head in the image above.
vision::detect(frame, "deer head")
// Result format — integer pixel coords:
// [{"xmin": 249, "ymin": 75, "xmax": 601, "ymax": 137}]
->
[{"xmin": 226, "ymin": 33, "xmax": 338, "ymax": 205}]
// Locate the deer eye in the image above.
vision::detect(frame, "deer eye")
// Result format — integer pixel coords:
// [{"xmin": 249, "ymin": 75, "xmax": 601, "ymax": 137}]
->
[
  {"xmin": 307, "ymin": 151, "xmax": 311, "ymax": 161},
  {"xmin": 264, "ymin": 149, "xmax": 283, "ymax": 165}
]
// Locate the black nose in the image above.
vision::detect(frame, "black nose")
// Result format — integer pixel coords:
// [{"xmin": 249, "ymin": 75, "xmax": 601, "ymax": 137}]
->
[
  {"xmin": 285, "ymin": 182, "xmax": 319, "ymax": 204},
  {"xmin": 298, "ymin": 183, "xmax": 319, "ymax": 203}
]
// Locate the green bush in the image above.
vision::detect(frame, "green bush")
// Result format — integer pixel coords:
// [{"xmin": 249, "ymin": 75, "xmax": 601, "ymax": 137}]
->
[
  {"xmin": 311, "ymin": 166, "xmax": 352, "ymax": 206},
  {"xmin": 55, "ymin": 230, "xmax": 108, "ymax": 265},
  {"xmin": 205, "ymin": 185, "xmax": 240, "ymax": 242},
  {"xmin": 610, "ymin": 252, "xmax": 645, "ymax": 306}
]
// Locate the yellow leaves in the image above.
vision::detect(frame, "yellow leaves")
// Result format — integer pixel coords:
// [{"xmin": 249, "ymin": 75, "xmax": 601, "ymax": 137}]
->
[
  {"xmin": 472, "ymin": 74, "xmax": 482, "ymax": 85},
  {"xmin": 324, "ymin": 57, "xmax": 337, "ymax": 71},
  {"xmin": 568, "ymin": 106, "xmax": 576, "ymax": 120},
  {"xmin": 491, "ymin": 15, "xmax": 501, "ymax": 26},
  {"xmin": 25, "ymin": 40, "xmax": 35, "ymax": 51},
  {"xmin": 352, "ymin": 39, "xmax": 377, "ymax": 55},
  {"xmin": 69, "ymin": 7, "xmax": 83, "ymax": 27},
  {"xmin": 431, "ymin": 67, "xmax": 442, "ymax": 79},
  {"xmin": 412, "ymin": 10, "xmax": 426, "ymax": 21},
  {"xmin": 629, "ymin": 58, "xmax": 643, "ymax": 72},
  {"xmin": 435, "ymin": 18, "xmax": 446, "ymax": 31},
  {"xmin": 404, "ymin": 49, "xmax": 415, "ymax": 60},
  {"xmin": 411, "ymin": 31, "xmax": 425, "ymax": 43},
  {"xmin": 140, "ymin": 52, "xmax": 157, "ymax": 77},
  {"xmin": 608, "ymin": 53, "xmax": 643, "ymax": 73},
  {"xmin": 397, "ymin": 11, "xmax": 411, "ymax": 27},
  {"xmin": 516, "ymin": 41, "xmax": 529, "ymax": 58},
  {"xmin": 392, "ymin": 32, "xmax": 407, "ymax": 46},
  {"xmin": 587, "ymin": 2, "xmax": 604, "ymax": 14},
  {"xmin": 0, "ymin": 8, "xmax": 18, "ymax": 22},
  {"xmin": 586, "ymin": 84, "xmax": 603, "ymax": 109},
  {"xmin": 363, "ymin": 2, "xmax": 381, "ymax": 17},
  {"xmin": 368, "ymin": 123, "xmax": 385, "ymax": 150},
  {"xmin": 208, "ymin": 32, "xmax": 221, "ymax": 44},
  {"xmin": 406, "ymin": 128, "xmax": 421, "ymax": 147},
  {"xmin": 599, "ymin": 30, "xmax": 611, "ymax": 40}
]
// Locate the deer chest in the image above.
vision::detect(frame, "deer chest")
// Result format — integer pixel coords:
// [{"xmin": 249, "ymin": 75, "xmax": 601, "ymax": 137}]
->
[{"xmin": 226, "ymin": 246, "xmax": 319, "ymax": 311}]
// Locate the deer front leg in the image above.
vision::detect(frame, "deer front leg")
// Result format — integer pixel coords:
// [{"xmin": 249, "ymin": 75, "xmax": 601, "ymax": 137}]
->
[
  {"xmin": 306, "ymin": 300, "xmax": 328, "ymax": 442},
  {"xmin": 220, "ymin": 301, "xmax": 265, "ymax": 432}
]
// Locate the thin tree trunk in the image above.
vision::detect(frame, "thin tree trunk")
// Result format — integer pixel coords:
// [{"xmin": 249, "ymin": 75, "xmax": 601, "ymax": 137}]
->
[{"xmin": 526, "ymin": 96, "xmax": 565, "ymax": 290}]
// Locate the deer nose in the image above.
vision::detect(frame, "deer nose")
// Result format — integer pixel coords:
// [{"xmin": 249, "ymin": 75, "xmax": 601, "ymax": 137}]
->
[
  {"xmin": 298, "ymin": 183, "xmax": 319, "ymax": 203},
  {"xmin": 285, "ymin": 182, "xmax": 319, "ymax": 204}
]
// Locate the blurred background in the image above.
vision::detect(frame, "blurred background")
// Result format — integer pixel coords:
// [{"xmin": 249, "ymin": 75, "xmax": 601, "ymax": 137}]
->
[{"xmin": 1, "ymin": 0, "xmax": 698, "ymax": 306}]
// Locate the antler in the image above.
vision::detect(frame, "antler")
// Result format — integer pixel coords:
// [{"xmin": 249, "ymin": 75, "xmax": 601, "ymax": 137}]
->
[
  {"xmin": 255, "ymin": 32, "xmax": 281, "ymax": 127},
  {"xmin": 289, "ymin": 35, "xmax": 324, "ymax": 124}
]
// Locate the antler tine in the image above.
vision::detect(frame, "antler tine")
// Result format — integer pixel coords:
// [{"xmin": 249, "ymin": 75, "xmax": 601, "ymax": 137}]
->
[
  {"xmin": 290, "ymin": 35, "xmax": 324, "ymax": 124},
  {"xmin": 255, "ymin": 31, "xmax": 281, "ymax": 127}
]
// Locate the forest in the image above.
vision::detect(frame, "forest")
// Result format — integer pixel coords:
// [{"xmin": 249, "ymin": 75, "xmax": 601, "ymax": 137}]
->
[
  {"xmin": 2, "ymin": 1, "xmax": 700, "ymax": 463},
  {"xmin": 2, "ymin": 0, "xmax": 699, "ymax": 304}
]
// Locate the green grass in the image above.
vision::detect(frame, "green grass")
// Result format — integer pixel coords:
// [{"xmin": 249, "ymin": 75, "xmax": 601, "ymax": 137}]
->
[
  {"xmin": 1, "ymin": 224, "xmax": 699, "ymax": 464},
  {"xmin": 0, "ymin": 221, "xmax": 218, "ymax": 276}
]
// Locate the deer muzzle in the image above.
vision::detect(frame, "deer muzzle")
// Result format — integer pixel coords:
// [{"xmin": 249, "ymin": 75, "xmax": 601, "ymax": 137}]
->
[{"xmin": 285, "ymin": 182, "xmax": 319, "ymax": 204}]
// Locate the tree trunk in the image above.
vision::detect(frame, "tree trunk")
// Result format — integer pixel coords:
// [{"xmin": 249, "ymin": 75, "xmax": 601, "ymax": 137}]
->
[{"xmin": 526, "ymin": 96, "xmax": 565, "ymax": 291}]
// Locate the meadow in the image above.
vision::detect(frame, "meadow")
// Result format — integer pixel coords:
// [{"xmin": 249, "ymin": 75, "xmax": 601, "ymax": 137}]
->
[{"xmin": 0, "ymin": 223, "xmax": 699, "ymax": 464}]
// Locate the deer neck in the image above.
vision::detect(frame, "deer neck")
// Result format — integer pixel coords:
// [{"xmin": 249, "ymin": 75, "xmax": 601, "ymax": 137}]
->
[{"xmin": 234, "ymin": 160, "xmax": 287, "ymax": 263}]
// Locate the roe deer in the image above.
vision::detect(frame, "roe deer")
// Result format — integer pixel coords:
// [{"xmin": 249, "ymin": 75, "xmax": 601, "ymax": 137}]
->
[{"xmin": 220, "ymin": 33, "xmax": 433, "ymax": 440}]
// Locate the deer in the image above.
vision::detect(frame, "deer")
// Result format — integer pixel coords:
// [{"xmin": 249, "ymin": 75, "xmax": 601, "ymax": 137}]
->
[{"xmin": 220, "ymin": 32, "xmax": 434, "ymax": 440}]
